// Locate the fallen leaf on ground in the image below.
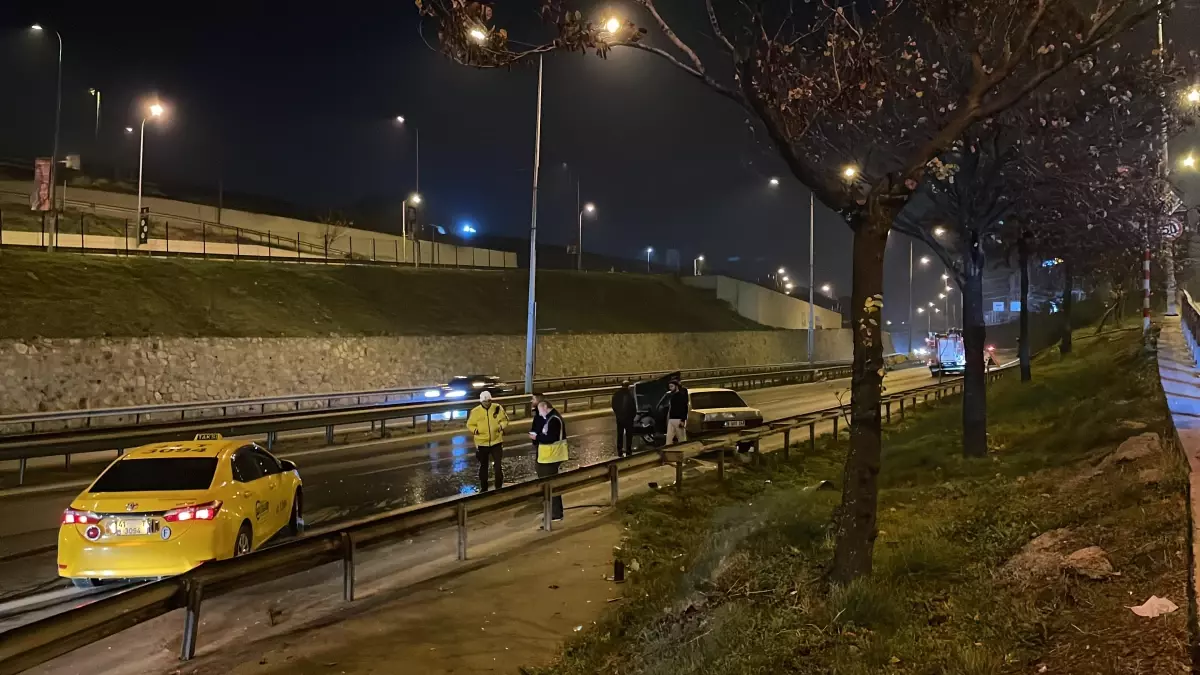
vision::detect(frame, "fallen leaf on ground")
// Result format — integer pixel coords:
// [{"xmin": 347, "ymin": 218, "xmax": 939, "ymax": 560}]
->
[{"xmin": 1128, "ymin": 595, "xmax": 1178, "ymax": 617}]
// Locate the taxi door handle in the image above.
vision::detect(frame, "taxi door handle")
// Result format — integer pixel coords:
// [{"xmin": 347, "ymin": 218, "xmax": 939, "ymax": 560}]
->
[{"xmin": 240, "ymin": 491, "xmax": 254, "ymax": 498}]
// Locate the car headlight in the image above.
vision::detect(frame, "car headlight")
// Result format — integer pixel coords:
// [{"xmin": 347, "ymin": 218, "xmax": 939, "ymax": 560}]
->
[
  {"xmin": 424, "ymin": 389, "xmax": 442, "ymax": 399},
  {"xmin": 446, "ymin": 389, "xmax": 467, "ymax": 398}
]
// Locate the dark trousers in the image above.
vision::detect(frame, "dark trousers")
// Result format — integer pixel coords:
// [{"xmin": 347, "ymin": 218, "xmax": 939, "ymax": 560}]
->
[
  {"xmin": 615, "ymin": 422, "xmax": 633, "ymax": 456},
  {"xmin": 476, "ymin": 443, "xmax": 504, "ymax": 491},
  {"xmin": 536, "ymin": 461, "xmax": 564, "ymax": 520}
]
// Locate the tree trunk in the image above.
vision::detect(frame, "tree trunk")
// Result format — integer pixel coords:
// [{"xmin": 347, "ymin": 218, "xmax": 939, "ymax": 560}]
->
[
  {"xmin": 830, "ymin": 206, "xmax": 890, "ymax": 585},
  {"xmin": 961, "ymin": 246, "xmax": 988, "ymax": 459},
  {"xmin": 1018, "ymin": 232, "xmax": 1031, "ymax": 382},
  {"xmin": 1061, "ymin": 259, "xmax": 1074, "ymax": 354}
]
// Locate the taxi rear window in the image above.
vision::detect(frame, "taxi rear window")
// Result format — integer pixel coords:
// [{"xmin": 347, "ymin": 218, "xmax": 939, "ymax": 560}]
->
[{"xmin": 90, "ymin": 458, "xmax": 218, "ymax": 493}]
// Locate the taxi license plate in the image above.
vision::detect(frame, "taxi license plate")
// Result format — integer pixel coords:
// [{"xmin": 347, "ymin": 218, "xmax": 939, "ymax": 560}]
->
[
  {"xmin": 724, "ymin": 420, "xmax": 746, "ymax": 428},
  {"xmin": 114, "ymin": 519, "xmax": 151, "ymax": 536}
]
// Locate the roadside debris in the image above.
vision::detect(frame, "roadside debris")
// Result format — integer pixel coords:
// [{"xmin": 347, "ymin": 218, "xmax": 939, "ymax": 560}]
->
[{"xmin": 1128, "ymin": 595, "xmax": 1178, "ymax": 618}]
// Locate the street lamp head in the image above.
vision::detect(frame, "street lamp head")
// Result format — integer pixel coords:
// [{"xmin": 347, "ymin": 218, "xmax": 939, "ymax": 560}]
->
[
  {"xmin": 777, "ymin": 267, "xmax": 786, "ymax": 275},
  {"xmin": 919, "ymin": 256, "xmax": 930, "ymax": 265},
  {"xmin": 409, "ymin": 193, "xmax": 422, "ymax": 205},
  {"xmin": 941, "ymin": 273, "xmax": 949, "ymax": 281},
  {"xmin": 933, "ymin": 226, "xmax": 946, "ymax": 236},
  {"xmin": 917, "ymin": 307, "xmax": 925, "ymax": 314},
  {"xmin": 945, "ymin": 286, "xmax": 952, "ymax": 292},
  {"xmin": 934, "ymin": 308, "xmax": 940, "ymax": 313},
  {"xmin": 842, "ymin": 165, "xmax": 858, "ymax": 179},
  {"xmin": 821, "ymin": 284, "xmax": 832, "ymax": 293},
  {"xmin": 584, "ymin": 202, "xmax": 596, "ymax": 214},
  {"xmin": 1188, "ymin": 88, "xmax": 1200, "ymax": 103},
  {"xmin": 782, "ymin": 276, "xmax": 790, "ymax": 283},
  {"xmin": 395, "ymin": 115, "xmax": 405, "ymax": 124},
  {"xmin": 697, "ymin": 255, "xmax": 705, "ymax": 262},
  {"xmin": 89, "ymin": 88, "xmax": 98, "ymax": 96},
  {"xmin": 30, "ymin": 24, "xmax": 43, "ymax": 31},
  {"xmin": 785, "ymin": 283, "xmax": 795, "ymax": 290},
  {"xmin": 1184, "ymin": 154, "xmax": 1197, "ymax": 169},
  {"xmin": 148, "ymin": 103, "xmax": 164, "ymax": 118},
  {"xmin": 604, "ymin": 17, "xmax": 622, "ymax": 33},
  {"xmin": 768, "ymin": 177, "xmax": 780, "ymax": 187},
  {"xmin": 646, "ymin": 247, "xmax": 654, "ymax": 254},
  {"xmin": 124, "ymin": 127, "xmax": 134, "ymax": 134},
  {"xmin": 468, "ymin": 27, "xmax": 487, "ymax": 43},
  {"xmin": 938, "ymin": 293, "xmax": 946, "ymax": 299},
  {"xmin": 928, "ymin": 301, "xmax": 935, "ymax": 307}
]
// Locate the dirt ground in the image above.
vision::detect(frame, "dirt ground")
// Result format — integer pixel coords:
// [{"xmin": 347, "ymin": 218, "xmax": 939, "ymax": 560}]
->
[{"xmin": 178, "ymin": 521, "xmax": 625, "ymax": 675}]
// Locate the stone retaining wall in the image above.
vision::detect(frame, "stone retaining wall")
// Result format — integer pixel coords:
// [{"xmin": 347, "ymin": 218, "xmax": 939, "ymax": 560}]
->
[{"xmin": 0, "ymin": 329, "xmax": 888, "ymax": 414}]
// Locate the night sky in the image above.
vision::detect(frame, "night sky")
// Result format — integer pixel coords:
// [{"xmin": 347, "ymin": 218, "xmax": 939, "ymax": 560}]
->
[{"xmin": 3, "ymin": 2, "xmax": 1197, "ymax": 333}]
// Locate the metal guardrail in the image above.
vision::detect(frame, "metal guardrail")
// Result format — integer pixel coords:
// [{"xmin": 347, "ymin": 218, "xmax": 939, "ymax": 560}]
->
[
  {"xmin": 1, "ymin": 363, "xmax": 861, "ymax": 481},
  {"xmin": 0, "ymin": 363, "xmax": 1011, "ymax": 674},
  {"xmin": 0, "ymin": 358, "xmax": 883, "ymax": 435}
]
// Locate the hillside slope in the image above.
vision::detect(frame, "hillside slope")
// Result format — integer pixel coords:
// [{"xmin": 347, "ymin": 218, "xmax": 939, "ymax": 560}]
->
[{"xmin": 0, "ymin": 251, "xmax": 765, "ymax": 339}]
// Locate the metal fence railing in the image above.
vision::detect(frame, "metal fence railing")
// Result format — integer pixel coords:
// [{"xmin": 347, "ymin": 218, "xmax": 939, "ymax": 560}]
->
[
  {"xmin": 0, "ymin": 191, "xmax": 516, "ymax": 270},
  {"xmin": 0, "ymin": 365, "xmax": 1013, "ymax": 674}
]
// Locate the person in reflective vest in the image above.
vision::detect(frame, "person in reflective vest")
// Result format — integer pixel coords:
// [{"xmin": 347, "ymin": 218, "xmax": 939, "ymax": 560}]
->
[
  {"xmin": 530, "ymin": 399, "xmax": 567, "ymax": 521},
  {"xmin": 466, "ymin": 391, "xmax": 509, "ymax": 491}
]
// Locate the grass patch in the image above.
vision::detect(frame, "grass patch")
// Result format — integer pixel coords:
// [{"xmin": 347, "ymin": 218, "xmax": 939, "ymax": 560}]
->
[
  {"xmin": 536, "ymin": 329, "xmax": 1189, "ymax": 674},
  {"xmin": 0, "ymin": 250, "xmax": 765, "ymax": 338}
]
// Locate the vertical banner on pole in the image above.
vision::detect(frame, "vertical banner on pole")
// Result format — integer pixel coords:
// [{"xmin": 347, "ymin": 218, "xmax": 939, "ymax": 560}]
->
[{"xmin": 31, "ymin": 158, "xmax": 52, "ymax": 212}]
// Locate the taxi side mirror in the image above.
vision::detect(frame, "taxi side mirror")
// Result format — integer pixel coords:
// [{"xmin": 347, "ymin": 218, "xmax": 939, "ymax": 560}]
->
[{"xmin": 280, "ymin": 460, "xmax": 298, "ymax": 472}]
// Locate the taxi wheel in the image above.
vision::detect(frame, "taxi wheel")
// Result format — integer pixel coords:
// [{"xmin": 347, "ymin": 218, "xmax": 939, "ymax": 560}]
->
[
  {"xmin": 234, "ymin": 522, "xmax": 253, "ymax": 557},
  {"xmin": 288, "ymin": 490, "xmax": 304, "ymax": 537}
]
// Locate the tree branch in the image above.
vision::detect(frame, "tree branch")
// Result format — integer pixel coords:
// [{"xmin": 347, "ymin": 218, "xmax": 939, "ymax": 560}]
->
[{"xmin": 635, "ymin": 0, "xmax": 707, "ymax": 74}]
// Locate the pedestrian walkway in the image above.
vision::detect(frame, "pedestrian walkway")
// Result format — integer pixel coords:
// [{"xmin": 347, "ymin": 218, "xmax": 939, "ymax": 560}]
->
[{"xmin": 1155, "ymin": 312, "xmax": 1200, "ymax": 634}]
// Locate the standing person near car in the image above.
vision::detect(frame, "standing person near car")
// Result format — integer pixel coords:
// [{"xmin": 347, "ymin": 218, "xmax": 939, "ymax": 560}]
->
[
  {"xmin": 466, "ymin": 391, "xmax": 509, "ymax": 491},
  {"xmin": 665, "ymin": 379, "xmax": 689, "ymax": 445},
  {"xmin": 530, "ymin": 399, "xmax": 567, "ymax": 522},
  {"xmin": 611, "ymin": 380, "xmax": 636, "ymax": 457},
  {"xmin": 529, "ymin": 393, "xmax": 546, "ymax": 455}
]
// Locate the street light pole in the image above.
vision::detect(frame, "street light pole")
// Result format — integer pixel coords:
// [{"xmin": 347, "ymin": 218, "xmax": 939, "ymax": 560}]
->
[
  {"xmin": 577, "ymin": 203, "xmax": 595, "ymax": 271},
  {"xmin": 645, "ymin": 247, "xmax": 653, "ymax": 272},
  {"xmin": 89, "ymin": 88, "xmax": 101, "ymax": 142},
  {"xmin": 808, "ymin": 192, "xmax": 815, "ymax": 364},
  {"xmin": 908, "ymin": 241, "xmax": 914, "ymax": 355},
  {"xmin": 523, "ymin": 55, "xmax": 545, "ymax": 395}
]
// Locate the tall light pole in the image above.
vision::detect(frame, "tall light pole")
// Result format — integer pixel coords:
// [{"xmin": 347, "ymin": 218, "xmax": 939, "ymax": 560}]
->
[
  {"xmin": 807, "ymin": 192, "xmax": 815, "ymax": 363},
  {"xmin": 401, "ymin": 192, "xmax": 422, "ymax": 263},
  {"xmin": 395, "ymin": 116, "xmax": 419, "ymax": 194},
  {"xmin": 577, "ymin": 202, "xmax": 595, "ymax": 271},
  {"xmin": 135, "ymin": 103, "xmax": 166, "ymax": 243},
  {"xmin": 910, "ymin": 253, "xmax": 931, "ymax": 354},
  {"xmin": 523, "ymin": 54, "xmax": 545, "ymax": 394},
  {"xmin": 31, "ymin": 24, "xmax": 62, "ymax": 213},
  {"xmin": 693, "ymin": 255, "xmax": 705, "ymax": 276},
  {"xmin": 918, "ymin": 307, "xmax": 930, "ymax": 333},
  {"xmin": 645, "ymin": 247, "xmax": 654, "ymax": 272},
  {"xmin": 88, "ymin": 88, "xmax": 101, "ymax": 142}
]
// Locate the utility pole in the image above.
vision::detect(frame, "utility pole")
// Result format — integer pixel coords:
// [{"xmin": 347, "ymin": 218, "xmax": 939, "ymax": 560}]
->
[
  {"xmin": 807, "ymin": 192, "xmax": 815, "ymax": 363},
  {"xmin": 1158, "ymin": 11, "xmax": 1178, "ymax": 319},
  {"xmin": 523, "ymin": 56, "xmax": 544, "ymax": 394},
  {"xmin": 907, "ymin": 240, "xmax": 914, "ymax": 355}
]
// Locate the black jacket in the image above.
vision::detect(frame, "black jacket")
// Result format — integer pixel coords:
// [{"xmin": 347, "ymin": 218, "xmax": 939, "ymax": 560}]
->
[
  {"xmin": 530, "ymin": 411, "xmax": 547, "ymax": 444},
  {"xmin": 535, "ymin": 410, "xmax": 566, "ymax": 445},
  {"xmin": 610, "ymin": 387, "xmax": 636, "ymax": 425},
  {"xmin": 667, "ymin": 387, "xmax": 689, "ymax": 420}
]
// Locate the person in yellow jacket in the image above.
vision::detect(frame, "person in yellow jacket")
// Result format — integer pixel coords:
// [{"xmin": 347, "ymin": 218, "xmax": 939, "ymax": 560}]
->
[{"xmin": 466, "ymin": 391, "xmax": 509, "ymax": 491}]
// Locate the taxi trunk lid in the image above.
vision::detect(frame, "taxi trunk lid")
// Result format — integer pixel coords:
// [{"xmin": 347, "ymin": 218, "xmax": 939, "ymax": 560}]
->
[{"xmin": 72, "ymin": 492, "xmax": 210, "ymax": 516}]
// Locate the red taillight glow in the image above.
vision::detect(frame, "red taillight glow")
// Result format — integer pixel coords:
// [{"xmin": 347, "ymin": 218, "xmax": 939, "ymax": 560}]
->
[
  {"xmin": 163, "ymin": 501, "xmax": 222, "ymax": 523},
  {"xmin": 62, "ymin": 509, "xmax": 99, "ymax": 525}
]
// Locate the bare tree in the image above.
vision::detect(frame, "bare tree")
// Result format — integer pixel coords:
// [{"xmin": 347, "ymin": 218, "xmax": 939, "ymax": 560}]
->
[{"xmin": 418, "ymin": 0, "xmax": 1172, "ymax": 583}]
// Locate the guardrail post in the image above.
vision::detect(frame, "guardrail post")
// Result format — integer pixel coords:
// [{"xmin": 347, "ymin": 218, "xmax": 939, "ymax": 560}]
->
[
  {"xmin": 900, "ymin": 398, "xmax": 905, "ymax": 419},
  {"xmin": 783, "ymin": 429, "xmax": 791, "ymax": 459},
  {"xmin": 717, "ymin": 447, "xmax": 725, "ymax": 481},
  {"xmin": 542, "ymin": 484, "xmax": 554, "ymax": 532},
  {"xmin": 457, "ymin": 502, "xmax": 469, "ymax": 560},
  {"xmin": 180, "ymin": 580, "xmax": 204, "ymax": 661},
  {"xmin": 809, "ymin": 422, "xmax": 816, "ymax": 451},
  {"xmin": 608, "ymin": 464, "xmax": 619, "ymax": 505},
  {"xmin": 18, "ymin": 458, "xmax": 26, "ymax": 485},
  {"xmin": 380, "ymin": 418, "xmax": 388, "ymax": 437},
  {"xmin": 885, "ymin": 402, "xmax": 891, "ymax": 424},
  {"xmin": 325, "ymin": 425, "xmax": 334, "ymax": 445},
  {"xmin": 832, "ymin": 416, "xmax": 838, "ymax": 442},
  {"xmin": 341, "ymin": 532, "xmax": 355, "ymax": 601},
  {"xmin": 266, "ymin": 431, "xmax": 276, "ymax": 451},
  {"xmin": 65, "ymin": 454, "xmax": 72, "ymax": 471}
]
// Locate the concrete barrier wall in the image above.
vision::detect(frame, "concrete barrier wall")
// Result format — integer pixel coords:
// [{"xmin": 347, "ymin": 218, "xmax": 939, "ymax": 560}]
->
[
  {"xmin": 0, "ymin": 328, "xmax": 886, "ymax": 414},
  {"xmin": 684, "ymin": 276, "xmax": 842, "ymax": 330}
]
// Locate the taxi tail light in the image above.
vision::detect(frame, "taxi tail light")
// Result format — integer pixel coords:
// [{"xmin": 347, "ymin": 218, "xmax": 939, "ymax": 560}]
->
[
  {"xmin": 164, "ymin": 500, "xmax": 223, "ymax": 523},
  {"xmin": 62, "ymin": 508, "xmax": 100, "ymax": 525}
]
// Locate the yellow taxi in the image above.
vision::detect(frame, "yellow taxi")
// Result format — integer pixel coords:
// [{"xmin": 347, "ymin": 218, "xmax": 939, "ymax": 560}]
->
[{"xmin": 58, "ymin": 434, "xmax": 302, "ymax": 587}]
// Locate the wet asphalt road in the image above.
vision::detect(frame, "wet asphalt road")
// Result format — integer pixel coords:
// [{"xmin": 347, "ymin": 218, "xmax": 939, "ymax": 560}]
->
[{"xmin": 0, "ymin": 367, "xmax": 940, "ymax": 600}]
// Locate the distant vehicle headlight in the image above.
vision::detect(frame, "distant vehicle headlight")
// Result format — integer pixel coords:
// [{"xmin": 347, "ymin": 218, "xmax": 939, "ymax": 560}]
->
[
  {"xmin": 446, "ymin": 389, "xmax": 468, "ymax": 398},
  {"xmin": 424, "ymin": 389, "xmax": 442, "ymax": 399},
  {"xmin": 472, "ymin": 381, "xmax": 486, "ymax": 388}
]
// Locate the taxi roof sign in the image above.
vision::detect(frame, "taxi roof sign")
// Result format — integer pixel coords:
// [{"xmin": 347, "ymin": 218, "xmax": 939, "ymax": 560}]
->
[{"xmin": 194, "ymin": 433, "xmax": 224, "ymax": 441}]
